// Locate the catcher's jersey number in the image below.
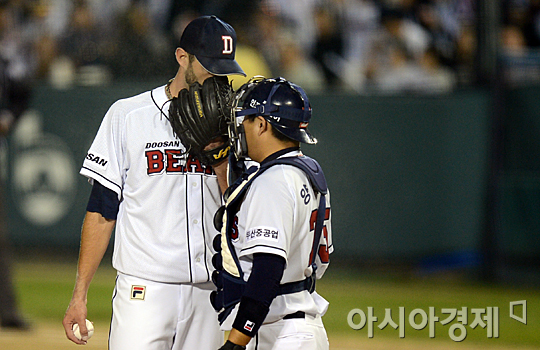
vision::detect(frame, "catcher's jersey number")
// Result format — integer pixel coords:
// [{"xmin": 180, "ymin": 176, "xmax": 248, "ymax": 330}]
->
[{"xmin": 309, "ymin": 208, "xmax": 331, "ymax": 264}]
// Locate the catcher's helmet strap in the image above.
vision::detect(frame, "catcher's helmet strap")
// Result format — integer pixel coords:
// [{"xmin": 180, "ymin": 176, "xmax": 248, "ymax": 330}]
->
[
  {"xmin": 235, "ymin": 104, "xmax": 277, "ymax": 117},
  {"xmin": 236, "ymin": 105, "xmax": 307, "ymax": 123},
  {"xmin": 235, "ymin": 78, "xmax": 311, "ymax": 120}
]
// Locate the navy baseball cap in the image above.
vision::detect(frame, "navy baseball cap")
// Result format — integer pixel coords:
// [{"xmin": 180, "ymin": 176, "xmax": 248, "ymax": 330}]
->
[{"xmin": 180, "ymin": 15, "xmax": 246, "ymax": 77}]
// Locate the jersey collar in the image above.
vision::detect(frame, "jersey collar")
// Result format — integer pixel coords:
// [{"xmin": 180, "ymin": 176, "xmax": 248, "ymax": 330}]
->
[
  {"xmin": 150, "ymin": 84, "xmax": 171, "ymax": 118},
  {"xmin": 152, "ymin": 84, "xmax": 170, "ymax": 107},
  {"xmin": 260, "ymin": 147, "xmax": 301, "ymax": 166}
]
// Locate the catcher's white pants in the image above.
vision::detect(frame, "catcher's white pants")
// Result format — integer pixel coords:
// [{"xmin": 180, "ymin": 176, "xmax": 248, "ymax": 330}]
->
[
  {"xmin": 109, "ymin": 273, "xmax": 223, "ymax": 350},
  {"xmin": 248, "ymin": 314, "xmax": 329, "ymax": 350}
]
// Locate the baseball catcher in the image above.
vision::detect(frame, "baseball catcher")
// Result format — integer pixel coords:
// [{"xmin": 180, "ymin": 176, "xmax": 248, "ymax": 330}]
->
[
  {"xmin": 211, "ymin": 77, "xmax": 332, "ymax": 350},
  {"xmin": 169, "ymin": 75, "xmax": 233, "ymax": 166}
]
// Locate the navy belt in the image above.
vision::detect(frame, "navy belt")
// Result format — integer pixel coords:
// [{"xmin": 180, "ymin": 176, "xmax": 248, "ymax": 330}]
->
[
  {"xmin": 278, "ymin": 274, "xmax": 316, "ymax": 295},
  {"xmin": 284, "ymin": 311, "xmax": 305, "ymax": 319}
]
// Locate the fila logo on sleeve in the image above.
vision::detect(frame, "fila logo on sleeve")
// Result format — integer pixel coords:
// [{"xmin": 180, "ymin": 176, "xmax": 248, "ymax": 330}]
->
[
  {"xmin": 131, "ymin": 285, "xmax": 146, "ymax": 300},
  {"xmin": 244, "ymin": 320, "xmax": 255, "ymax": 332}
]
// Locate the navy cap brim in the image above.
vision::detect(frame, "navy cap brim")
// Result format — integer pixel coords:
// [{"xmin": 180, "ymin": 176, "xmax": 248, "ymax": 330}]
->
[{"xmin": 197, "ymin": 55, "xmax": 246, "ymax": 77}]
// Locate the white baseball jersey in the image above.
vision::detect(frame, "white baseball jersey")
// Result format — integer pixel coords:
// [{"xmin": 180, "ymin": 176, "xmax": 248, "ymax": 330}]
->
[
  {"xmin": 80, "ymin": 85, "xmax": 222, "ymax": 284},
  {"xmin": 221, "ymin": 150, "xmax": 333, "ymax": 330}
]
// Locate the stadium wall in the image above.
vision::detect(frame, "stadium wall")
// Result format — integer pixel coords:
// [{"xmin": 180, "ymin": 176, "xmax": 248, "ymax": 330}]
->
[{"xmin": 4, "ymin": 83, "xmax": 538, "ymax": 277}]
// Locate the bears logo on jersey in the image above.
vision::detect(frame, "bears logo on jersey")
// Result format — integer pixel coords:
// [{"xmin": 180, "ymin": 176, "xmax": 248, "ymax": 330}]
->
[{"xmin": 145, "ymin": 150, "xmax": 214, "ymax": 176}]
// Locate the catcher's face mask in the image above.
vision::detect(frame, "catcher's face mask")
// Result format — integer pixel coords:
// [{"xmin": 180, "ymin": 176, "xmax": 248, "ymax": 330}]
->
[
  {"xmin": 228, "ymin": 113, "xmax": 248, "ymax": 160},
  {"xmin": 229, "ymin": 76, "xmax": 265, "ymax": 160}
]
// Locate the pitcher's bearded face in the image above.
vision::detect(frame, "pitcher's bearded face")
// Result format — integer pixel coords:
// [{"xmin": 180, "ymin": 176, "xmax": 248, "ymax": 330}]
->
[{"xmin": 185, "ymin": 60, "xmax": 197, "ymax": 86}]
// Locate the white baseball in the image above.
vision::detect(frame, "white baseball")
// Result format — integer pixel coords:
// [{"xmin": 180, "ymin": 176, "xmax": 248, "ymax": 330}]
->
[{"xmin": 72, "ymin": 319, "xmax": 94, "ymax": 340}]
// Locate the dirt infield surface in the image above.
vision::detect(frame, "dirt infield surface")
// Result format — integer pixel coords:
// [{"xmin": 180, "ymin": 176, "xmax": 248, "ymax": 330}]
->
[{"xmin": 1, "ymin": 321, "xmax": 537, "ymax": 350}]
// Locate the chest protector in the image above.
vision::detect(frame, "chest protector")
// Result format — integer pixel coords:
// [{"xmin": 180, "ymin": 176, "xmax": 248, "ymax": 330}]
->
[{"xmin": 210, "ymin": 155, "xmax": 328, "ymax": 323}]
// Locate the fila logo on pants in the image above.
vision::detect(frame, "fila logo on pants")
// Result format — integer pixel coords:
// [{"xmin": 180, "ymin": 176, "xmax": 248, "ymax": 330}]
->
[{"xmin": 131, "ymin": 286, "xmax": 146, "ymax": 300}]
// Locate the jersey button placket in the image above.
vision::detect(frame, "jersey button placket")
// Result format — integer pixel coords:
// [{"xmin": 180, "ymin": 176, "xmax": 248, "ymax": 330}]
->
[
  {"xmin": 187, "ymin": 175, "xmax": 205, "ymax": 282},
  {"xmin": 193, "ymin": 219, "xmax": 201, "ymax": 262}
]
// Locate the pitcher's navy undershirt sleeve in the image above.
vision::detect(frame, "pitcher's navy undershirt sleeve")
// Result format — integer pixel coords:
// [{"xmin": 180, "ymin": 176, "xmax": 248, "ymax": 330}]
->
[{"xmin": 86, "ymin": 181, "xmax": 120, "ymax": 220}]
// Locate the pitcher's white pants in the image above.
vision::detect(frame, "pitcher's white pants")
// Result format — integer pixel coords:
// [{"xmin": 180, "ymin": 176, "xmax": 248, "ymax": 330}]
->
[{"xmin": 109, "ymin": 273, "xmax": 223, "ymax": 350}]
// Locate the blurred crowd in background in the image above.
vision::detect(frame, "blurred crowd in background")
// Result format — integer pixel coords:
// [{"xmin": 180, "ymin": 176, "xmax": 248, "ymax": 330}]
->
[{"xmin": 2, "ymin": 0, "xmax": 540, "ymax": 95}]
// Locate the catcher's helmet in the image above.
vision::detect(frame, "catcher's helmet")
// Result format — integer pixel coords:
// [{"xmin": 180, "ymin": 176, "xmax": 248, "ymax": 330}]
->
[
  {"xmin": 229, "ymin": 76, "xmax": 317, "ymax": 159},
  {"xmin": 230, "ymin": 77, "xmax": 316, "ymax": 156}
]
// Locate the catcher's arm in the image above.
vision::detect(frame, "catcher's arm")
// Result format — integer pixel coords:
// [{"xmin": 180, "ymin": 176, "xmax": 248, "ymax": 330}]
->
[{"xmin": 225, "ymin": 330, "xmax": 250, "ymax": 348}]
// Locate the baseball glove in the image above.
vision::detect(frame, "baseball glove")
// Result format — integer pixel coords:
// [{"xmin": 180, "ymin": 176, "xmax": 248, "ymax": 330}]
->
[{"xmin": 168, "ymin": 76, "xmax": 233, "ymax": 166}]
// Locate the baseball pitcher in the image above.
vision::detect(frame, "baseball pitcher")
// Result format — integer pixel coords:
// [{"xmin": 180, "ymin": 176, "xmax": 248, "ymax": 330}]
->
[{"xmin": 62, "ymin": 16, "xmax": 245, "ymax": 350}]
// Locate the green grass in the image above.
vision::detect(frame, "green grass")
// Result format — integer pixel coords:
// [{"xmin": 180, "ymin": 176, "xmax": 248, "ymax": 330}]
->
[
  {"xmin": 317, "ymin": 268, "xmax": 540, "ymax": 347},
  {"xmin": 13, "ymin": 258, "xmax": 117, "ymax": 323},
  {"xmin": 12, "ymin": 257, "xmax": 540, "ymax": 348}
]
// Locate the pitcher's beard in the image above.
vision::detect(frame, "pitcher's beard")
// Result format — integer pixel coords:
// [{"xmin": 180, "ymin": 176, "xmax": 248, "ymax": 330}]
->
[{"xmin": 185, "ymin": 62, "xmax": 197, "ymax": 86}]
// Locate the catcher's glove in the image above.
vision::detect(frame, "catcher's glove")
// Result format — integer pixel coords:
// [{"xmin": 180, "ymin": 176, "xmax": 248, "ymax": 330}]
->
[{"xmin": 169, "ymin": 76, "xmax": 233, "ymax": 166}]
